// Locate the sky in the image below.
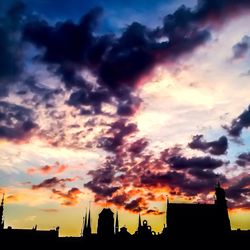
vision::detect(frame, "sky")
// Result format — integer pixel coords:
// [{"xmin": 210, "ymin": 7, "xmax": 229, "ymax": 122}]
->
[{"xmin": 0, "ymin": 0, "xmax": 250, "ymax": 236}]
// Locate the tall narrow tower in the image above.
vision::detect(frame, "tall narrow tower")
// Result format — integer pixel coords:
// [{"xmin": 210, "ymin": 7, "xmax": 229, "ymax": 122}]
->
[
  {"xmin": 115, "ymin": 211, "xmax": 119, "ymax": 234},
  {"xmin": 85, "ymin": 206, "xmax": 92, "ymax": 236},
  {"xmin": 215, "ymin": 182, "xmax": 231, "ymax": 233},
  {"xmin": 137, "ymin": 213, "xmax": 142, "ymax": 233},
  {"xmin": 97, "ymin": 208, "xmax": 114, "ymax": 238},
  {"xmin": 0, "ymin": 193, "xmax": 4, "ymax": 230},
  {"xmin": 82, "ymin": 209, "xmax": 88, "ymax": 237}
]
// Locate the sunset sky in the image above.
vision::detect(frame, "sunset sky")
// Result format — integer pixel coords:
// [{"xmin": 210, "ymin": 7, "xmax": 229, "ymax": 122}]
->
[{"xmin": 0, "ymin": 0, "xmax": 250, "ymax": 236}]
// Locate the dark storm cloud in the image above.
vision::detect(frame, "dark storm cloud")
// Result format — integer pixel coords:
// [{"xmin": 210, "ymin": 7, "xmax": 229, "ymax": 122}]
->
[
  {"xmin": 224, "ymin": 105, "xmax": 250, "ymax": 137},
  {"xmin": 98, "ymin": 22, "xmax": 157, "ymax": 90},
  {"xmin": 32, "ymin": 177, "xmax": 76, "ymax": 189},
  {"xmin": 166, "ymin": 155, "xmax": 224, "ymax": 170},
  {"xmin": 67, "ymin": 87, "xmax": 111, "ymax": 115},
  {"xmin": 128, "ymin": 138, "xmax": 148, "ymax": 155},
  {"xmin": 85, "ymin": 140, "xmax": 229, "ymax": 210},
  {"xmin": 98, "ymin": 119, "xmax": 137, "ymax": 152},
  {"xmin": 141, "ymin": 167, "xmax": 226, "ymax": 197},
  {"xmin": 236, "ymin": 152, "xmax": 250, "ymax": 167},
  {"xmin": 188, "ymin": 168, "xmax": 221, "ymax": 180},
  {"xmin": 0, "ymin": 2, "xmax": 26, "ymax": 95},
  {"xmin": 85, "ymin": 163, "xmax": 120, "ymax": 197},
  {"xmin": 188, "ymin": 135, "xmax": 228, "ymax": 155},
  {"xmin": 227, "ymin": 176, "xmax": 250, "ymax": 209},
  {"xmin": 23, "ymin": 7, "xmax": 105, "ymax": 87},
  {"xmin": 124, "ymin": 197, "xmax": 147, "ymax": 212},
  {"xmin": 21, "ymin": 0, "xmax": 250, "ymax": 116},
  {"xmin": 232, "ymin": 35, "xmax": 250, "ymax": 59},
  {"xmin": 0, "ymin": 101, "xmax": 37, "ymax": 141},
  {"xmin": 141, "ymin": 170, "xmax": 186, "ymax": 187},
  {"xmin": 108, "ymin": 193, "xmax": 128, "ymax": 207},
  {"xmin": 98, "ymin": 0, "xmax": 250, "ymax": 90},
  {"xmin": 85, "ymin": 182, "xmax": 120, "ymax": 197}
]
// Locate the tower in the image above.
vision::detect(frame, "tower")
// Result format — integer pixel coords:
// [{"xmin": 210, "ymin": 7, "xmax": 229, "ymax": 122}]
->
[
  {"xmin": 81, "ymin": 209, "xmax": 87, "ymax": 237},
  {"xmin": 0, "ymin": 193, "xmax": 4, "ymax": 230},
  {"xmin": 97, "ymin": 208, "xmax": 114, "ymax": 238},
  {"xmin": 137, "ymin": 213, "xmax": 142, "ymax": 233},
  {"xmin": 85, "ymin": 206, "xmax": 92, "ymax": 237},
  {"xmin": 215, "ymin": 182, "xmax": 231, "ymax": 233},
  {"xmin": 115, "ymin": 211, "xmax": 119, "ymax": 235},
  {"xmin": 215, "ymin": 182, "xmax": 226, "ymax": 206}
]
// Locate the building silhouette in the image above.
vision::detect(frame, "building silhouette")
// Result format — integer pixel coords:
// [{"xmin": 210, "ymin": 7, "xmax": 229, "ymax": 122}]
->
[
  {"xmin": 1, "ymin": 183, "xmax": 249, "ymax": 247},
  {"xmin": 135, "ymin": 214, "xmax": 155, "ymax": 238},
  {"xmin": 115, "ymin": 211, "xmax": 119, "ymax": 235},
  {"xmin": 0, "ymin": 193, "xmax": 4, "ymax": 230},
  {"xmin": 117, "ymin": 226, "xmax": 131, "ymax": 239},
  {"xmin": 82, "ymin": 207, "xmax": 92, "ymax": 237},
  {"xmin": 166, "ymin": 182, "xmax": 231, "ymax": 238},
  {"xmin": 0, "ymin": 193, "xmax": 59, "ymax": 240},
  {"xmin": 97, "ymin": 208, "xmax": 114, "ymax": 238}
]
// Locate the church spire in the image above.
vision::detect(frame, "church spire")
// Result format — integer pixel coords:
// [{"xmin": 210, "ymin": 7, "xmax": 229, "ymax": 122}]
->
[
  {"xmin": 83, "ymin": 208, "xmax": 88, "ymax": 237},
  {"xmin": 138, "ymin": 213, "xmax": 142, "ymax": 230},
  {"xmin": 0, "ymin": 193, "xmax": 4, "ymax": 230},
  {"xmin": 86, "ymin": 205, "xmax": 92, "ymax": 236},
  {"xmin": 115, "ymin": 211, "xmax": 119, "ymax": 234}
]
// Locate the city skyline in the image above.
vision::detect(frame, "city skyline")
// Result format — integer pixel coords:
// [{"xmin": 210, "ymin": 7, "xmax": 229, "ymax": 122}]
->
[
  {"xmin": 0, "ymin": 183, "xmax": 238, "ymax": 237},
  {"xmin": 0, "ymin": 0, "xmax": 250, "ymax": 237},
  {"xmin": 0, "ymin": 183, "xmax": 249, "ymax": 236}
]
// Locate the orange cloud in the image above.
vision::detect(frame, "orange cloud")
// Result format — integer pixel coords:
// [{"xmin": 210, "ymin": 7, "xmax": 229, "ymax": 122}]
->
[
  {"xmin": 27, "ymin": 162, "xmax": 68, "ymax": 175},
  {"xmin": 51, "ymin": 187, "xmax": 82, "ymax": 206},
  {"xmin": 6, "ymin": 194, "xmax": 19, "ymax": 202},
  {"xmin": 142, "ymin": 209, "xmax": 165, "ymax": 216}
]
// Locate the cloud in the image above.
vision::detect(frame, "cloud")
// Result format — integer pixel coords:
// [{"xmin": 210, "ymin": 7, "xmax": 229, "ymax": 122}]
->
[
  {"xmin": 128, "ymin": 138, "xmax": 148, "ymax": 155},
  {"xmin": 235, "ymin": 152, "xmax": 250, "ymax": 167},
  {"xmin": 0, "ymin": 2, "xmax": 26, "ymax": 95},
  {"xmin": 227, "ymin": 176, "xmax": 250, "ymax": 209},
  {"xmin": 51, "ymin": 187, "xmax": 82, "ymax": 206},
  {"xmin": 40, "ymin": 208, "xmax": 58, "ymax": 212},
  {"xmin": 6, "ymin": 194, "xmax": 19, "ymax": 202},
  {"xmin": 0, "ymin": 101, "xmax": 37, "ymax": 141},
  {"xmin": 85, "ymin": 164, "xmax": 120, "ymax": 197},
  {"xmin": 166, "ymin": 155, "xmax": 224, "ymax": 170},
  {"xmin": 141, "ymin": 170, "xmax": 186, "ymax": 187},
  {"xmin": 124, "ymin": 197, "xmax": 148, "ymax": 212},
  {"xmin": 21, "ymin": 0, "xmax": 250, "ymax": 117},
  {"xmin": 23, "ymin": 7, "xmax": 104, "ymax": 87},
  {"xmin": 142, "ymin": 209, "xmax": 165, "ymax": 216},
  {"xmin": 107, "ymin": 193, "xmax": 128, "ymax": 207},
  {"xmin": 20, "ymin": 76, "xmax": 63, "ymax": 108},
  {"xmin": 98, "ymin": 119, "xmax": 138, "ymax": 152},
  {"xmin": 85, "ymin": 138, "xmax": 228, "ymax": 211},
  {"xmin": 66, "ymin": 88, "xmax": 111, "ymax": 115},
  {"xmin": 188, "ymin": 135, "xmax": 228, "ymax": 155},
  {"xmin": 224, "ymin": 105, "xmax": 250, "ymax": 137},
  {"xmin": 232, "ymin": 35, "xmax": 250, "ymax": 59},
  {"xmin": 32, "ymin": 177, "xmax": 76, "ymax": 190},
  {"xmin": 27, "ymin": 162, "xmax": 67, "ymax": 175}
]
